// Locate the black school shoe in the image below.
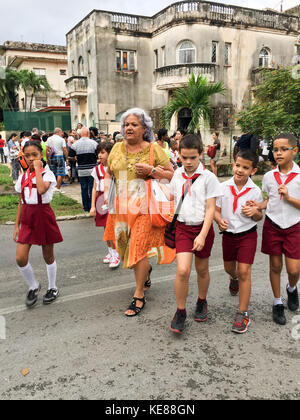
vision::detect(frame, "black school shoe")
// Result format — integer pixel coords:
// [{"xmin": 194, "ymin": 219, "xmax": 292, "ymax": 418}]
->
[
  {"xmin": 170, "ymin": 311, "xmax": 186, "ymax": 335},
  {"xmin": 287, "ymin": 286, "xmax": 299, "ymax": 312},
  {"xmin": 272, "ymin": 304, "xmax": 286, "ymax": 325},
  {"xmin": 26, "ymin": 284, "xmax": 41, "ymax": 308},
  {"xmin": 43, "ymin": 289, "xmax": 59, "ymax": 305},
  {"xmin": 194, "ymin": 300, "xmax": 208, "ymax": 323}
]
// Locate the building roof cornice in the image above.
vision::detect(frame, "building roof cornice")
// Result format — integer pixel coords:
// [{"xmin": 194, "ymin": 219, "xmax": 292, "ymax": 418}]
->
[{"xmin": 1, "ymin": 41, "xmax": 67, "ymax": 54}]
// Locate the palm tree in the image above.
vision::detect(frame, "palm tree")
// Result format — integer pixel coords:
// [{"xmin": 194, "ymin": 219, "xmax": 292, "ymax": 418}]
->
[
  {"xmin": 17, "ymin": 69, "xmax": 51, "ymax": 112},
  {"xmin": 162, "ymin": 74, "xmax": 226, "ymax": 134},
  {"xmin": 28, "ymin": 73, "xmax": 51, "ymax": 112}
]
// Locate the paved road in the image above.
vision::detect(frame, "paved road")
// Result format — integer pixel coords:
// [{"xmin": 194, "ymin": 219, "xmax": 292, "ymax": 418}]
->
[{"xmin": 0, "ymin": 219, "xmax": 299, "ymax": 400}]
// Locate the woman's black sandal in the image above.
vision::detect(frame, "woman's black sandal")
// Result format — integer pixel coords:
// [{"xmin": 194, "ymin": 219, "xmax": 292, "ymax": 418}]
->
[
  {"xmin": 144, "ymin": 265, "xmax": 153, "ymax": 291},
  {"xmin": 125, "ymin": 297, "xmax": 146, "ymax": 317}
]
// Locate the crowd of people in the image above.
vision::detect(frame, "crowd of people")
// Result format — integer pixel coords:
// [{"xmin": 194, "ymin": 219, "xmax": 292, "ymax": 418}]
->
[{"xmin": 1, "ymin": 109, "xmax": 299, "ymax": 336}]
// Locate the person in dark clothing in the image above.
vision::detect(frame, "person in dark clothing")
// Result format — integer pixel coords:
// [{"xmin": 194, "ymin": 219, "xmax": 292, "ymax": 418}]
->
[{"xmin": 236, "ymin": 132, "xmax": 260, "ymax": 154}]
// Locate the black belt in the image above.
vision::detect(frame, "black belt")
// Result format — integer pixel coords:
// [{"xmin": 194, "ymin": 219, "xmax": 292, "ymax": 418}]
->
[{"xmin": 222, "ymin": 225, "xmax": 257, "ymax": 237}]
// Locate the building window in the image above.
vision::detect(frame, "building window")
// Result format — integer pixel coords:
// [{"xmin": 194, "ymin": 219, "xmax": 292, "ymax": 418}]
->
[
  {"xmin": 35, "ymin": 95, "xmax": 48, "ymax": 109},
  {"xmin": 116, "ymin": 50, "xmax": 136, "ymax": 71},
  {"xmin": 296, "ymin": 45, "xmax": 300, "ymax": 55},
  {"xmin": 78, "ymin": 56, "xmax": 84, "ymax": 76},
  {"xmin": 161, "ymin": 46, "xmax": 166, "ymax": 67},
  {"xmin": 33, "ymin": 68, "xmax": 46, "ymax": 77},
  {"xmin": 154, "ymin": 50, "xmax": 158, "ymax": 69},
  {"xmin": 60, "ymin": 69, "xmax": 66, "ymax": 75},
  {"xmin": 224, "ymin": 43, "xmax": 231, "ymax": 65},
  {"xmin": 212, "ymin": 42, "xmax": 218, "ymax": 64},
  {"xmin": 178, "ymin": 41, "xmax": 196, "ymax": 64},
  {"xmin": 88, "ymin": 51, "xmax": 92, "ymax": 74},
  {"xmin": 259, "ymin": 48, "xmax": 271, "ymax": 68}
]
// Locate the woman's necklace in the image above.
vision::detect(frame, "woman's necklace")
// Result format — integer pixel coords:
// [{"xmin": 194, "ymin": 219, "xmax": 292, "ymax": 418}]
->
[{"xmin": 125, "ymin": 143, "xmax": 144, "ymax": 172}]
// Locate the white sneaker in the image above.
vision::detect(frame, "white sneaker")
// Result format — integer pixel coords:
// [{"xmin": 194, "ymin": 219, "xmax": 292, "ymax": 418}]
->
[
  {"xmin": 103, "ymin": 254, "xmax": 111, "ymax": 264},
  {"xmin": 109, "ymin": 256, "xmax": 121, "ymax": 269}
]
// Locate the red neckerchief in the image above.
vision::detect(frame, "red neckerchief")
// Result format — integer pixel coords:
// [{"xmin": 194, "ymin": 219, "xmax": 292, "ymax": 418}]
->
[
  {"xmin": 182, "ymin": 173, "xmax": 201, "ymax": 196},
  {"xmin": 21, "ymin": 168, "xmax": 45, "ymax": 198},
  {"xmin": 230, "ymin": 186, "xmax": 252, "ymax": 214},
  {"xmin": 274, "ymin": 172, "xmax": 298, "ymax": 200},
  {"xmin": 96, "ymin": 163, "xmax": 106, "ymax": 181}
]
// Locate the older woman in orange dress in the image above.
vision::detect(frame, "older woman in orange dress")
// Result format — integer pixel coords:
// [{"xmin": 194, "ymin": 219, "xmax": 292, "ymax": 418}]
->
[{"xmin": 104, "ymin": 108, "xmax": 175, "ymax": 317}]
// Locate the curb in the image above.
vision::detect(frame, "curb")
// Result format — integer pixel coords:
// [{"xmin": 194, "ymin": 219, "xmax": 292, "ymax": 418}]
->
[{"xmin": 5, "ymin": 214, "xmax": 92, "ymax": 225}]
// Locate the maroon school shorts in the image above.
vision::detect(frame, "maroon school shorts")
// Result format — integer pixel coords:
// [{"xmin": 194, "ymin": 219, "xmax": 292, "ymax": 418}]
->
[
  {"xmin": 175, "ymin": 221, "xmax": 215, "ymax": 259},
  {"xmin": 262, "ymin": 216, "xmax": 300, "ymax": 260},
  {"xmin": 222, "ymin": 228, "xmax": 258, "ymax": 265}
]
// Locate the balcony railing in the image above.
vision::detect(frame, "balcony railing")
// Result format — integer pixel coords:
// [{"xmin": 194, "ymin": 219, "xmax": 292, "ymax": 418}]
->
[
  {"xmin": 155, "ymin": 63, "xmax": 217, "ymax": 89},
  {"xmin": 65, "ymin": 76, "xmax": 88, "ymax": 99}
]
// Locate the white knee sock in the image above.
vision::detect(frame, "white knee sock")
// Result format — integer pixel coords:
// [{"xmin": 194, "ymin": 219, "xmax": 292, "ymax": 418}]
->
[
  {"xmin": 18, "ymin": 262, "xmax": 39, "ymax": 291},
  {"xmin": 46, "ymin": 261, "xmax": 57, "ymax": 290}
]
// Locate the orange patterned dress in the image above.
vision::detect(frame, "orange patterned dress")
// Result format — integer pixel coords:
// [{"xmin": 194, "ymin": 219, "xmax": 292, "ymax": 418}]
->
[{"xmin": 104, "ymin": 142, "xmax": 176, "ymax": 269}]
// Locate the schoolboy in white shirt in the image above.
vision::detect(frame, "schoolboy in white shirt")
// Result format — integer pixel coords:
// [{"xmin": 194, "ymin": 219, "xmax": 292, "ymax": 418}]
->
[
  {"xmin": 215, "ymin": 150, "xmax": 263, "ymax": 334},
  {"xmin": 257, "ymin": 133, "xmax": 300, "ymax": 326},
  {"xmin": 168, "ymin": 134, "xmax": 222, "ymax": 334}
]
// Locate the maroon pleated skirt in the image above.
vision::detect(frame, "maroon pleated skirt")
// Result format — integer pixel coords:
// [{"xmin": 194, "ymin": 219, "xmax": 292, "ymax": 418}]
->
[
  {"xmin": 18, "ymin": 204, "xmax": 63, "ymax": 246},
  {"xmin": 95, "ymin": 191, "xmax": 108, "ymax": 227}
]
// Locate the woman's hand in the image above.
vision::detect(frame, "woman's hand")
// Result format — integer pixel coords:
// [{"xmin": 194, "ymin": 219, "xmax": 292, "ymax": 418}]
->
[{"xmin": 135, "ymin": 163, "xmax": 153, "ymax": 176}]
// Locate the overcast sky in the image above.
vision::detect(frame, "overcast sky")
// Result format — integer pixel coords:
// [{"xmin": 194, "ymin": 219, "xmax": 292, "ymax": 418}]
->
[{"xmin": 1, "ymin": 0, "xmax": 299, "ymax": 45}]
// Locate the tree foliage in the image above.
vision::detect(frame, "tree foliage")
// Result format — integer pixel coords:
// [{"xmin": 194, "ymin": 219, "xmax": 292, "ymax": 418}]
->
[
  {"xmin": 237, "ymin": 68, "xmax": 300, "ymax": 139},
  {"xmin": 162, "ymin": 74, "xmax": 226, "ymax": 134},
  {"xmin": 0, "ymin": 68, "xmax": 52, "ymax": 114}
]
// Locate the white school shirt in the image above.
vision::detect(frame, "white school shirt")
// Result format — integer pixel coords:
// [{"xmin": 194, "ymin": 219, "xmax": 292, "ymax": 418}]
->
[
  {"xmin": 170, "ymin": 150, "xmax": 179, "ymax": 162},
  {"xmin": 216, "ymin": 177, "xmax": 263, "ymax": 234},
  {"xmin": 170, "ymin": 163, "xmax": 222, "ymax": 225},
  {"xmin": 15, "ymin": 169, "xmax": 57, "ymax": 204},
  {"xmin": 91, "ymin": 165, "xmax": 107, "ymax": 192},
  {"xmin": 263, "ymin": 162, "xmax": 300, "ymax": 229}
]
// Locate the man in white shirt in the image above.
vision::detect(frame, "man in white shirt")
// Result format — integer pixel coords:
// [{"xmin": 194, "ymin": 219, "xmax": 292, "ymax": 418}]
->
[{"xmin": 46, "ymin": 127, "xmax": 68, "ymax": 192}]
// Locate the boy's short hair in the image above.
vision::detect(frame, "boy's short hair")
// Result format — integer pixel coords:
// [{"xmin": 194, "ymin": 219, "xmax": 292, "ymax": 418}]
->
[
  {"xmin": 96, "ymin": 141, "xmax": 114, "ymax": 155},
  {"xmin": 235, "ymin": 149, "xmax": 259, "ymax": 169},
  {"xmin": 179, "ymin": 134, "xmax": 203, "ymax": 154},
  {"xmin": 274, "ymin": 133, "xmax": 298, "ymax": 148}
]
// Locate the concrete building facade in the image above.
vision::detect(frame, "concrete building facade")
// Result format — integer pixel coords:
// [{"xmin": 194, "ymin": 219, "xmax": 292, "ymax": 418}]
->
[
  {"xmin": 0, "ymin": 41, "xmax": 68, "ymax": 111},
  {"xmin": 66, "ymin": 1, "xmax": 300, "ymax": 147}
]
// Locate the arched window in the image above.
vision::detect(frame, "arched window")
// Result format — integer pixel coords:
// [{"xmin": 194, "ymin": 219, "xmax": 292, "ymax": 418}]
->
[
  {"xmin": 178, "ymin": 108, "xmax": 192, "ymax": 131},
  {"xmin": 177, "ymin": 41, "xmax": 196, "ymax": 64},
  {"xmin": 78, "ymin": 56, "xmax": 84, "ymax": 76},
  {"xmin": 89, "ymin": 112, "xmax": 95, "ymax": 126},
  {"xmin": 81, "ymin": 114, "xmax": 87, "ymax": 126},
  {"xmin": 259, "ymin": 48, "xmax": 271, "ymax": 68}
]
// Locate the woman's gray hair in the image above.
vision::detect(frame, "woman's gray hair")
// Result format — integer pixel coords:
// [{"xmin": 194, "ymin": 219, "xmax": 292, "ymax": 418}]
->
[{"xmin": 120, "ymin": 108, "xmax": 154, "ymax": 143}]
